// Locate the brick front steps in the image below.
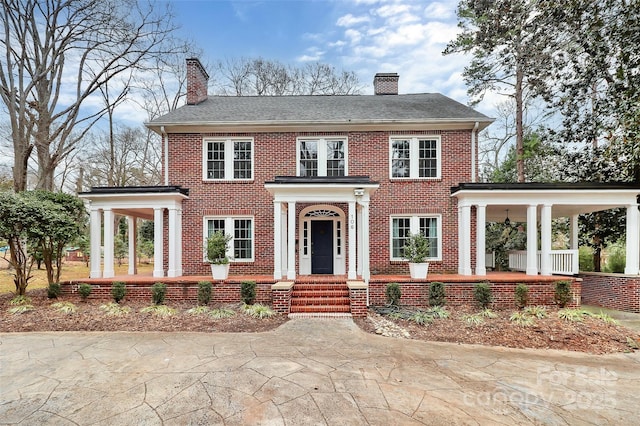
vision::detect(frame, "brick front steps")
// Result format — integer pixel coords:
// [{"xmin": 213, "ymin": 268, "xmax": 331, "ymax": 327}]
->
[{"xmin": 290, "ymin": 282, "xmax": 351, "ymax": 314}]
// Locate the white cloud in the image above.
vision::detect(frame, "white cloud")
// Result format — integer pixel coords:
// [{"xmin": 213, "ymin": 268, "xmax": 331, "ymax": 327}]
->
[
  {"xmin": 424, "ymin": 1, "xmax": 457, "ymax": 21},
  {"xmin": 336, "ymin": 14, "xmax": 370, "ymax": 27}
]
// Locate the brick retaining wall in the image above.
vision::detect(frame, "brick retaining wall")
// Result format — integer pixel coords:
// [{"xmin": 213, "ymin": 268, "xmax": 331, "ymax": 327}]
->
[{"xmin": 580, "ymin": 273, "xmax": 640, "ymax": 313}]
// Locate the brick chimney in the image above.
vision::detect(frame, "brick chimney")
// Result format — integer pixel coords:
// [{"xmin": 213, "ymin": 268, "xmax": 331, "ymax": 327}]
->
[
  {"xmin": 373, "ymin": 73, "xmax": 399, "ymax": 95},
  {"xmin": 186, "ymin": 58, "xmax": 209, "ymax": 105}
]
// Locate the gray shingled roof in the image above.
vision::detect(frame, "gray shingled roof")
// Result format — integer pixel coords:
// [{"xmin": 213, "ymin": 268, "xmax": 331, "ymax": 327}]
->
[{"xmin": 147, "ymin": 93, "xmax": 492, "ymax": 128}]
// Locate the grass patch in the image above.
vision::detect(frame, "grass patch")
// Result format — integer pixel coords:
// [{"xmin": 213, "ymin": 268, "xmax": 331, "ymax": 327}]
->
[
  {"xmin": 479, "ymin": 308, "xmax": 498, "ymax": 319},
  {"xmin": 8, "ymin": 304, "xmax": 34, "ymax": 314},
  {"xmin": 186, "ymin": 306, "xmax": 211, "ymax": 315},
  {"xmin": 409, "ymin": 312, "xmax": 433, "ymax": 325},
  {"xmin": 589, "ymin": 311, "xmax": 619, "ymax": 325},
  {"xmin": 461, "ymin": 313, "xmax": 485, "ymax": 326},
  {"xmin": 557, "ymin": 308, "xmax": 589, "ymax": 322},
  {"xmin": 51, "ymin": 301, "xmax": 77, "ymax": 314},
  {"xmin": 509, "ymin": 311, "xmax": 535, "ymax": 327},
  {"xmin": 10, "ymin": 295, "xmax": 32, "ymax": 305},
  {"xmin": 209, "ymin": 308, "xmax": 236, "ymax": 319},
  {"xmin": 99, "ymin": 302, "xmax": 131, "ymax": 316},
  {"xmin": 140, "ymin": 305, "xmax": 176, "ymax": 317},
  {"xmin": 242, "ymin": 303, "xmax": 276, "ymax": 319},
  {"xmin": 426, "ymin": 306, "xmax": 450, "ymax": 319},
  {"xmin": 523, "ymin": 306, "xmax": 547, "ymax": 319}
]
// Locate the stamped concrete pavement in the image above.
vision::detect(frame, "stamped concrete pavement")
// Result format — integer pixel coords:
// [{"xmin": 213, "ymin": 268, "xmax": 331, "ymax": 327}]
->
[{"xmin": 1, "ymin": 319, "xmax": 639, "ymax": 425}]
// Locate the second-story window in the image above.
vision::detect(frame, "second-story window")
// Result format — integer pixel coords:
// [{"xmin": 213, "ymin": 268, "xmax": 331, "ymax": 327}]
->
[
  {"xmin": 298, "ymin": 138, "xmax": 347, "ymax": 177},
  {"xmin": 203, "ymin": 138, "xmax": 253, "ymax": 181},
  {"xmin": 390, "ymin": 136, "xmax": 440, "ymax": 179}
]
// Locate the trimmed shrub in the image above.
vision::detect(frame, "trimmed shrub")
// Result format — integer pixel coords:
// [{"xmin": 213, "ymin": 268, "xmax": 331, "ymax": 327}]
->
[
  {"xmin": 78, "ymin": 283, "xmax": 92, "ymax": 301},
  {"xmin": 385, "ymin": 282, "xmax": 402, "ymax": 306},
  {"xmin": 241, "ymin": 280, "xmax": 256, "ymax": 305},
  {"xmin": 473, "ymin": 282, "xmax": 492, "ymax": 309},
  {"xmin": 198, "ymin": 281, "xmax": 212, "ymax": 306},
  {"xmin": 554, "ymin": 280, "xmax": 572, "ymax": 307},
  {"xmin": 47, "ymin": 283, "xmax": 61, "ymax": 299},
  {"xmin": 429, "ymin": 282, "xmax": 446, "ymax": 307},
  {"xmin": 111, "ymin": 281, "xmax": 126, "ymax": 303},
  {"xmin": 151, "ymin": 282, "xmax": 167, "ymax": 305},
  {"xmin": 514, "ymin": 283, "xmax": 529, "ymax": 309}
]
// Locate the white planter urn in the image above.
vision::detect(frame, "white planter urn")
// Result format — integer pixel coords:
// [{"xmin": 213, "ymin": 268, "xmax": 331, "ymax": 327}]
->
[
  {"xmin": 409, "ymin": 262, "xmax": 429, "ymax": 279},
  {"xmin": 210, "ymin": 263, "xmax": 230, "ymax": 280}
]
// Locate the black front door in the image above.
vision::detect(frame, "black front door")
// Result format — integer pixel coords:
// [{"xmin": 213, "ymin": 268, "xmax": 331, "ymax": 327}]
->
[{"xmin": 311, "ymin": 220, "xmax": 333, "ymax": 274}]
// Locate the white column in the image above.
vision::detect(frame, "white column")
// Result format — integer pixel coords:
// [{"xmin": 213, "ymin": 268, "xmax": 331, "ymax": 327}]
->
[
  {"xmin": 625, "ymin": 204, "xmax": 640, "ymax": 275},
  {"xmin": 475, "ymin": 204, "xmax": 486, "ymax": 275},
  {"xmin": 273, "ymin": 201, "xmax": 282, "ymax": 279},
  {"xmin": 127, "ymin": 216, "xmax": 137, "ymax": 275},
  {"xmin": 540, "ymin": 204, "xmax": 552, "ymax": 276},
  {"xmin": 103, "ymin": 208, "xmax": 115, "ymax": 278},
  {"xmin": 287, "ymin": 202, "xmax": 296, "ymax": 280},
  {"xmin": 361, "ymin": 201, "xmax": 371, "ymax": 281},
  {"xmin": 356, "ymin": 205, "xmax": 363, "ymax": 276},
  {"xmin": 167, "ymin": 207, "xmax": 182, "ymax": 277},
  {"xmin": 348, "ymin": 200, "xmax": 357, "ymax": 279},
  {"xmin": 526, "ymin": 204, "xmax": 538, "ymax": 275},
  {"xmin": 153, "ymin": 207, "xmax": 164, "ymax": 278},
  {"xmin": 458, "ymin": 205, "xmax": 472, "ymax": 275},
  {"xmin": 281, "ymin": 208, "xmax": 288, "ymax": 276},
  {"xmin": 570, "ymin": 214, "xmax": 579, "ymax": 249},
  {"xmin": 89, "ymin": 208, "xmax": 102, "ymax": 278}
]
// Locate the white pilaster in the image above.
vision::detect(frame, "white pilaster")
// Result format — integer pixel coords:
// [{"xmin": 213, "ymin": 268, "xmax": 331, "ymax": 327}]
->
[
  {"xmin": 458, "ymin": 205, "xmax": 472, "ymax": 275},
  {"xmin": 281, "ymin": 207, "xmax": 288, "ymax": 276},
  {"xmin": 89, "ymin": 208, "xmax": 102, "ymax": 278},
  {"xmin": 153, "ymin": 207, "xmax": 164, "ymax": 278},
  {"xmin": 103, "ymin": 208, "xmax": 115, "ymax": 278},
  {"xmin": 273, "ymin": 202, "xmax": 282, "ymax": 279},
  {"xmin": 356, "ymin": 204, "xmax": 363, "ymax": 276},
  {"xmin": 127, "ymin": 216, "xmax": 137, "ymax": 275},
  {"xmin": 475, "ymin": 204, "xmax": 486, "ymax": 275},
  {"xmin": 361, "ymin": 201, "xmax": 371, "ymax": 281},
  {"xmin": 570, "ymin": 214, "xmax": 579, "ymax": 249},
  {"xmin": 167, "ymin": 207, "xmax": 182, "ymax": 277},
  {"xmin": 526, "ymin": 204, "xmax": 538, "ymax": 275},
  {"xmin": 625, "ymin": 204, "xmax": 640, "ymax": 275},
  {"xmin": 348, "ymin": 200, "xmax": 357, "ymax": 279},
  {"xmin": 540, "ymin": 204, "xmax": 552, "ymax": 276},
  {"xmin": 287, "ymin": 202, "xmax": 296, "ymax": 280}
]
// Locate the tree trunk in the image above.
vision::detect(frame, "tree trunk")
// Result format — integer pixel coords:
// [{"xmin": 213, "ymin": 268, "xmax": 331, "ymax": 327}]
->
[{"xmin": 515, "ymin": 64, "xmax": 525, "ymax": 183}]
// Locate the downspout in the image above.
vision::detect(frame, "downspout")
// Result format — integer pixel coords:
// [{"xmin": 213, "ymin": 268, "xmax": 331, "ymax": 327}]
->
[
  {"xmin": 162, "ymin": 126, "xmax": 169, "ymax": 186},
  {"xmin": 471, "ymin": 122, "xmax": 479, "ymax": 182}
]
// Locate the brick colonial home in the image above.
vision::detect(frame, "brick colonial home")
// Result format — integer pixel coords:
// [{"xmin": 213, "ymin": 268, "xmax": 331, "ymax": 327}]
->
[{"xmin": 78, "ymin": 58, "xmax": 640, "ymax": 315}]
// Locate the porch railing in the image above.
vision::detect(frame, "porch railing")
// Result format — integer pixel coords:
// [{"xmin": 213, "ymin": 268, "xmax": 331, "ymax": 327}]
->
[{"xmin": 508, "ymin": 250, "xmax": 579, "ymax": 275}]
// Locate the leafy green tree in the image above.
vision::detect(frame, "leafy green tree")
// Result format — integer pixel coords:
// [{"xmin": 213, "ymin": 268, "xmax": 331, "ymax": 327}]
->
[
  {"xmin": 0, "ymin": 191, "xmax": 86, "ymax": 294},
  {"xmin": 445, "ymin": 0, "xmax": 552, "ymax": 182}
]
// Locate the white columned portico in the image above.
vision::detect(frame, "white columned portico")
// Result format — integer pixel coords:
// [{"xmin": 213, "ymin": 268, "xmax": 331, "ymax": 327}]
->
[
  {"xmin": 89, "ymin": 208, "xmax": 102, "ymax": 278},
  {"xmin": 153, "ymin": 207, "xmax": 164, "ymax": 278},
  {"xmin": 273, "ymin": 201, "xmax": 283, "ymax": 279},
  {"xmin": 458, "ymin": 204, "xmax": 472, "ymax": 275},
  {"xmin": 540, "ymin": 204, "xmax": 552, "ymax": 276},
  {"xmin": 475, "ymin": 204, "xmax": 486, "ymax": 275},
  {"xmin": 348, "ymin": 200, "xmax": 357, "ymax": 279},
  {"xmin": 103, "ymin": 208, "xmax": 115, "ymax": 278},
  {"xmin": 526, "ymin": 204, "xmax": 538, "ymax": 276},
  {"xmin": 287, "ymin": 202, "xmax": 296, "ymax": 279},
  {"xmin": 127, "ymin": 216, "xmax": 137, "ymax": 275},
  {"xmin": 167, "ymin": 207, "xmax": 182, "ymax": 277},
  {"xmin": 625, "ymin": 204, "xmax": 640, "ymax": 275}
]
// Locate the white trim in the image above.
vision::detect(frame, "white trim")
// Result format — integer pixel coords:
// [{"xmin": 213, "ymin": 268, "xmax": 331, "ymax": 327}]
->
[
  {"xmin": 298, "ymin": 205, "xmax": 346, "ymax": 276},
  {"xmin": 202, "ymin": 137, "xmax": 254, "ymax": 182},
  {"xmin": 203, "ymin": 215, "xmax": 255, "ymax": 262},
  {"xmin": 389, "ymin": 135, "xmax": 441, "ymax": 180},
  {"xmin": 389, "ymin": 214, "xmax": 443, "ymax": 262},
  {"xmin": 296, "ymin": 136, "xmax": 348, "ymax": 177}
]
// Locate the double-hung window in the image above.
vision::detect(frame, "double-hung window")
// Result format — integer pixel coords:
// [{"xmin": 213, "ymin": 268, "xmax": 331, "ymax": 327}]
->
[
  {"xmin": 298, "ymin": 138, "xmax": 347, "ymax": 177},
  {"xmin": 203, "ymin": 138, "xmax": 253, "ymax": 181},
  {"xmin": 390, "ymin": 136, "xmax": 440, "ymax": 179},
  {"xmin": 390, "ymin": 215, "xmax": 440, "ymax": 261},
  {"xmin": 204, "ymin": 217, "xmax": 254, "ymax": 262}
]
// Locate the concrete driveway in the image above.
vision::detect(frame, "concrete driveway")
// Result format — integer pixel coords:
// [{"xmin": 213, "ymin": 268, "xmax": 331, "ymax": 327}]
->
[{"xmin": 1, "ymin": 319, "xmax": 639, "ymax": 425}]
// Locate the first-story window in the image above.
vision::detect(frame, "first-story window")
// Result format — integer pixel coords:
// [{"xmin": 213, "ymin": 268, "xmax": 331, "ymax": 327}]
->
[
  {"xmin": 204, "ymin": 216, "xmax": 254, "ymax": 262},
  {"xmin": 203, "ymin": 138, "xmax": 253, "ymax": 181},
  {"xmin": 390, "ymin": 215, "xmax": 440, "ymax": 261}
]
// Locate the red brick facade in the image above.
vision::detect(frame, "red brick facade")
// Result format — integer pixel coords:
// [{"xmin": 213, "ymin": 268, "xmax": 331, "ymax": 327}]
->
[
  {"xmin": 580, "ymin": 273, "xmax": 640, "ymax": 313},
  {"xmin": 165, "ymin": 129, "xmax": 475, "ymax": 277}
]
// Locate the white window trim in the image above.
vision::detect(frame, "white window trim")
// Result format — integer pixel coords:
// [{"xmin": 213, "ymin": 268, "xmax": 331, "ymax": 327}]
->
[
  {"xmin": 296, "ymin": 137, "xmax": 348, "ymax": 177},
  {"xmin": 202, "ymin": 137, "xmax": 254, "ymax": 181},
  {"xmin": 203, "ymin": 216, "xmax": 255, "ymax": 262},
  {"xmin": 389, "ymin": 214, "xmax": 442, "ymax": 262},
  {"xmin": 389, "ymin": 135, "xmax": 441, "ymax": 180}
]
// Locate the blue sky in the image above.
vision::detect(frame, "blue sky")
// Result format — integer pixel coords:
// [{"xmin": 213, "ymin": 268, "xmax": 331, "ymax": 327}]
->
[{"xmin": 167, "ymin": 0, "xmax": 496, "ymax": 114}]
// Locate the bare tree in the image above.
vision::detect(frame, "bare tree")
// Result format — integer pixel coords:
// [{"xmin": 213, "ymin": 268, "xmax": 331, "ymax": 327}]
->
[{"xmin": 0, "ymin": 0, "xmax": 181, "ymax": 192}]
